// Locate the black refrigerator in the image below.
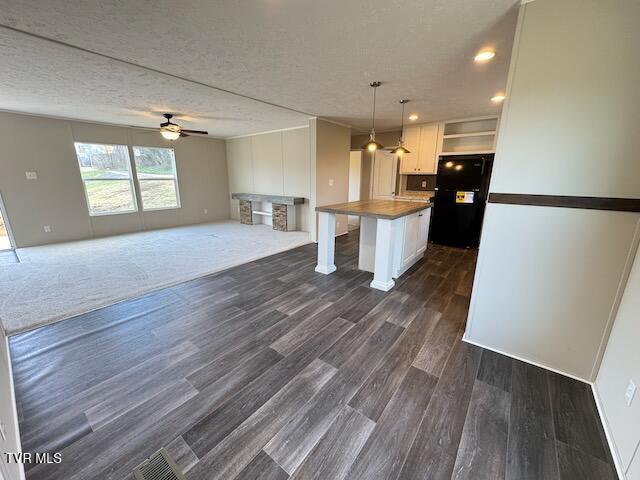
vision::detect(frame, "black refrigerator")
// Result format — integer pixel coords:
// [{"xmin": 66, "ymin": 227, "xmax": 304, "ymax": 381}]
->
[{"xmin": 430, "ymin": 154, "xmax": 493, "ymax": 248}]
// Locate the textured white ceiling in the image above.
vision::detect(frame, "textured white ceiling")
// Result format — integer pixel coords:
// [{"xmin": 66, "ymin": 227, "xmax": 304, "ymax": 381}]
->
[{"xmin": 0, "ymin": 0, "xmax": 519, "ymax": 137}]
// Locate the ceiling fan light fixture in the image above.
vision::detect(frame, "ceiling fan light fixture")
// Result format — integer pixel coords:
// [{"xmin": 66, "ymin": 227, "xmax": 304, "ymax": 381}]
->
[
  {"xmin": 158, "ymin": 113, "xmax": 208, "ymax": 140},
  {"xmin": 361, "ymin": 81, "xmax": 384, "ymax": 152},
  {"xmin": 160, "ymin": 125, "xmax": 181, "ymax": 140}
]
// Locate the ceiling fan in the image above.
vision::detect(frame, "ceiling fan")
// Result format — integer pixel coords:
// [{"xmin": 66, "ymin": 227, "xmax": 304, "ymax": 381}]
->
[{"xmin": 159, "ymin": 113, "xmax": 208, "ymax": 140}]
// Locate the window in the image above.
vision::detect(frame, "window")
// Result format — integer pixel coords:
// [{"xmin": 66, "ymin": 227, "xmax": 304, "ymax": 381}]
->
[
  {"xmin": 74, "ymin": 143, "xmax": 137, "ymax": 216},
  {"xmin": 132, "ymin": 147, "xmax": 180, "ymax": 210}
]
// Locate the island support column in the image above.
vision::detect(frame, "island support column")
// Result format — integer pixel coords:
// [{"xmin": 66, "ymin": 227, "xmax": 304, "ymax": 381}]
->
[
  {"xmin": 370, "ymin": 217, "xmax": 400, "ymax": 291},
  {"xmin": 315, "ymin": 211, "xmax": 336, "ymax": 274}
]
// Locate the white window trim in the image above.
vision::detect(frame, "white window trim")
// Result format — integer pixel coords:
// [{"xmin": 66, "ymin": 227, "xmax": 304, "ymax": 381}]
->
[
  {"xmin": 74, "ymin": 142, "xmax": 138, "ymax": 217},
  {"xmin": 132, "ymin": 146, "xmax": 182, "ymax": 212}
]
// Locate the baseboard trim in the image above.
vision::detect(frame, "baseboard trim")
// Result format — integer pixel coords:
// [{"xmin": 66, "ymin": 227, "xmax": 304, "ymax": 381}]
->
[
  {"xmin": 591, "ymin": 384, "xmax": 627, "ymax": 480},
  {"xmin": 314, "ymin": 264, "xmax": 337, "ymax": 275},
  {"xmin": 461, "ymin": 335, "xmax": 589, "ymax": 383},
  {"xmin": 462, "ymin": 335, "xmax": 626, "ymax": 479},
  {"xmin": 369, "ymin": 279, "xmax": 395, "ymax": 292}
]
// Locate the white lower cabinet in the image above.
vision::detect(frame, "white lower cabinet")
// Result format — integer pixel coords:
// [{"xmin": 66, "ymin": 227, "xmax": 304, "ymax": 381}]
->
[
  {"xmin": 417, "ymin": 209, "xmax": 429, "ymax": 255},
  {"xmin": 358, "ymin": 208, "xmax": 432, "ymax": 278},
  {"xmin": 393, "ymin": 208, "xmax": 431, "ymax": 278}
]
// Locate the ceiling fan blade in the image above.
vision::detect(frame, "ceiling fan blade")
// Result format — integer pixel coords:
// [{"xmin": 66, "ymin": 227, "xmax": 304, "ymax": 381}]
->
[
  {"xmin": 160, "ymin": 121, "xmax": 171, "ymax": 127},
  {"xmin": 179, "ymin": 132, "xmax": 190, "ymax": 137},
  {"xmin": 180, "ymin": 129, "xmax": 209, "ymax": 135}
]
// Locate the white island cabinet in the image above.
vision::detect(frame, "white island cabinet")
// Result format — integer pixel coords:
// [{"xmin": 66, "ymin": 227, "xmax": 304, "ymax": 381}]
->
[{"xmin": 315, "ymin": 200, "xmax": 432, "ymax": 291}]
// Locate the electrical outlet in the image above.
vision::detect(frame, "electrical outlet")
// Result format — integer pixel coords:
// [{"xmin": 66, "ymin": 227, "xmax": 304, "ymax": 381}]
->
[
  {"xmin": 421, "ymin": 181, "xmax": 427, "ymax": 188},
  {"xmin": 25, "ymin": 171, "xmax": 38, "ymax": 180},
  {"xmin": 0, "ymin": 421, "xmax": 6, "ymax": 441},
  {"xmin": 203, "ymin": 209, "xmax": 208, "ymax": 215},
  {"xmin": 329, "ymin": 179, "xmax": 334, "ymax": 186},
  {"xmin": 625, "ymin": 380, "xmax": 636, "ymax": 406},
  {"xmin": 43, "ymin": 225, "xmax": 51, "ymax": 233}
]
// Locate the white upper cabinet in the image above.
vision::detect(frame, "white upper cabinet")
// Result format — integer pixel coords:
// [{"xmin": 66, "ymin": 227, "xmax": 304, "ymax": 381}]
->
[
  {"xmin": 418, "ymin": 123, "xmax": 438, "ymax": 174},
  {"xmin": 399, "ymin": 123, "xmax": 439, "ymax": 174},
  {"xmin": 399, "ymin": 126, "xmax": 420, "ymax": 174}
]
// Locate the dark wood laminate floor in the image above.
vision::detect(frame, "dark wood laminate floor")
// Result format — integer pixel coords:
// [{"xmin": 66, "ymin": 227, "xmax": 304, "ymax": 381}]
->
[{"xmin": 10, "ymin": 231, "xmax": 617, "ymax": 480}]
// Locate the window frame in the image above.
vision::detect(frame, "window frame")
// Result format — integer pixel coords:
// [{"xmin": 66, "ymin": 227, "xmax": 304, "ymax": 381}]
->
[
  {"xmin": 73, "ymin": 142, "xmax": 138, "ymax": 217},
  {"xmin": 131, "ymin": 146, "xmax": 182, "ymax": 212}
]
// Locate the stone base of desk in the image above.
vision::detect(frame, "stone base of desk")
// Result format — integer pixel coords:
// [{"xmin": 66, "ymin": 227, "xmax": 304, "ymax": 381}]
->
[
  {"xmin": 238, "ymin": 200, "xmax": 298, "ymax": 231},
  {"xmin": 239, "ymin": 200, "xmax": 253, "ymax": 225}
]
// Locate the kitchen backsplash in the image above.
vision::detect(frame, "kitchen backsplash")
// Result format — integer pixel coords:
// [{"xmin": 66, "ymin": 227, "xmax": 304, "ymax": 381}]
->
[{"xmin": 405, "ymin": 174, "xmax": 437, "ymax": 191}]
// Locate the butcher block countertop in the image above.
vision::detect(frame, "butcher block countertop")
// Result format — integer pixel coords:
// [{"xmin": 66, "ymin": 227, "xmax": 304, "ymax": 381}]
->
[{"xmin": 316, "ymin": 199, "xmax": 432, "ymax": 220}]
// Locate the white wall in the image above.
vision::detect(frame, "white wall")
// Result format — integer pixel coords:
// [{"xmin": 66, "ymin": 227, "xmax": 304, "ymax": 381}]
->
[
  {"xmin": 595, "ymin": 240, "xmax": 640, "ymax": 479},
  {"xmin": 0, "ymin": 112, "xmax": 230, "ymax": 247},
  {"xmin": 0, "ymin": 332, "xmax": 24, "ymax": 480},
  {"xmin": 226, "ymin": 126, "xmax": 312, "ymax": 233},
  {"xmin": 465, "ymin": 0, "xmax": 640, "ymax": 381},
  {"xmin": 313, "ymin": 119, "xmax": 351, "ymax": 237},
  {"xmin": 467, "ymin": 204, "xmax": 639, "ymax": 379}
]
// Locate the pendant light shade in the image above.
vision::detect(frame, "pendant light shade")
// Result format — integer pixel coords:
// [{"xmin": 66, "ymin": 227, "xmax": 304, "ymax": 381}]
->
[
  {"xmin": 390, "ymin": 99, "xmax": 411, "ymax": 157},
  {"xmin": 363, "ymin": 135, "xmax": 384, "ymax": 152},
  {"xmin": 389, "ymin": 144, "xmax": 409, "ymax": 156},
  {"xmin": 361, "ymin": 81, "xmax": 384, "ymax": 152}
]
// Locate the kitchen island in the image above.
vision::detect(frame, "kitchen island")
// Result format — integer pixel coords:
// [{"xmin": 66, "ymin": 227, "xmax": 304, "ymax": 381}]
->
[{"xmin": 315, "ymin": 200, "xmax": 432, "ymax": 291}]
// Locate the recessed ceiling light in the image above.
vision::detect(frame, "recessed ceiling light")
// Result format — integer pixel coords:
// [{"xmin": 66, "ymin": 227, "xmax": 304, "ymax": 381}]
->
[
  {"xmin": 474, "ymin": 50, "xmax": 496, "ymax": 63},
  {"xmin": 409, "ymin": 114, "xmax": 419, "ymax": 121},
  {"xmin": 491, "ymin": 94, "xmax": 506, "ymax": 103}
]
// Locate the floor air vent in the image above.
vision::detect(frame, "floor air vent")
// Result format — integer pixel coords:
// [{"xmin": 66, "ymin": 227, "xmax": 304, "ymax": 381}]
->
[{"xmin": 133, "ymin": 448, "xmax": 186, "ymax": 480}]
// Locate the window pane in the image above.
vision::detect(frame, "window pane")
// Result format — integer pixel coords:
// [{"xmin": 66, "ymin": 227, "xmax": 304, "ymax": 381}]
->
[
  {"xmin": 74, "ymin": 143, "xmax": 137, "ymax": 215},
  {"xmin": 139, "ymin": 180, "xmax": 179, "ymax": 210},
  {"xmin": 84, "ymin": 180, "xmax": 136, "ymax": 215},
  {"xmin": 74, "ymin": 143, "xmax": 132, "ymax": 179},
  {"xmin": 133, "ymin": 147, "xmax": 180, "ymax": 210},
  {"xmin": 133, "ymin": 147, "xmax": 177, "ymax": 179}
]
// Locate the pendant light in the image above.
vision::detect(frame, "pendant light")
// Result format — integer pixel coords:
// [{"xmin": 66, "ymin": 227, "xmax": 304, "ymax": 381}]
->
[
  {"xmin": 361, "ymin": 81, "xmax": 384, "ymax": 152},
  {"xmin": 390, "ymin": 99, "xmax": 411, "ymax": 157}
]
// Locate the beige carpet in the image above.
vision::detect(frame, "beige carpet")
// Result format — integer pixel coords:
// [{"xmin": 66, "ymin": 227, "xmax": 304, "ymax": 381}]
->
[{"xmin": 0, "ymin": 221, "xmax": 310, "ymax": 335}]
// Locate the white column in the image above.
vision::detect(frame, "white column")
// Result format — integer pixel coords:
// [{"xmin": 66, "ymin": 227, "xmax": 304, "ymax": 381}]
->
[
  {"xmin": 358, "ymin": 216, "xmax": 376, "ymax": 273},
  {"xmin": 370, "ymin": 217, "xmax": 399, "ymax": 291},
  {"xmin": 315, "ymin": 211, "xmax": 337, "ymax": 274}
]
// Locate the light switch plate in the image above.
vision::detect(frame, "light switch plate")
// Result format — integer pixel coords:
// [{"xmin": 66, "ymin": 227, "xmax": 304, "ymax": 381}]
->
[
  {"xmin": 329, "ymin": 179, "xmax": 334, "ymax": 186},
  {"xmin": 43, "ymin": 225, "xmax": 51, "ymax": 233},
  {"xmin": 625, "ymin": 380, "xmax": 636, "ymax": 406},
  {"xmin": 25, "ymin": 171, "xmax": 38, "ymax": 180}
]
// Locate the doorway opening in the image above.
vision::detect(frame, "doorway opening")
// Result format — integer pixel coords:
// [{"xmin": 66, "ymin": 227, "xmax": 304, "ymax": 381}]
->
[{"xmin": 0, "ymin": 194, "xmax": 14, "ymax": 251}]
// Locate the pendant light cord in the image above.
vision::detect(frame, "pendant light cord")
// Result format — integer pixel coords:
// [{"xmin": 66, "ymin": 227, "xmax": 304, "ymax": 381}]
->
[
  {"xmin": 371, "ymin": 85, "xmax": 377, "ymax": 134},
  {"xmin": 400, "ymin": 101, "xmax": 405, "ymax": 143},
  {"xmin": 369, "ymin": 81, "xmax": 381, "ymax": 139}
]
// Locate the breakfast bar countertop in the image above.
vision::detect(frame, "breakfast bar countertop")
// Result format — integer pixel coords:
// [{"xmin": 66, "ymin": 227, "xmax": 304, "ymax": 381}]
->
[{"xmin": 316, "ymin": 199, "xmax": 432, "ymax": 220}]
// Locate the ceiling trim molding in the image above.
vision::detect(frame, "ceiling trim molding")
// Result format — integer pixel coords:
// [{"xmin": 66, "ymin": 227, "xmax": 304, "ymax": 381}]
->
[
  {"xmin": 0, "ymin": 108, "xmax": 228, "ymax": 140},
  {"xmin": 311, "ymin": 117, "xmax": 356, "ymax": 130},
  {"xmin": 0, "ymin": 24, "xmax": 316, "ymax": 120},
  {"xmin": 226, "ymin": 124, "xmax": 310, "ymax": 140}
]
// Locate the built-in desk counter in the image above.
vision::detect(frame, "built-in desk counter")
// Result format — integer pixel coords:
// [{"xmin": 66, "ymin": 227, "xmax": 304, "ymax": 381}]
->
[
  {"xmin": 315, "ymin": 200, "xmax": 432, "ymax": 291},
  {"xmin": 232, "ymin": 193, "xmax": 304, "ymax": 231}
]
